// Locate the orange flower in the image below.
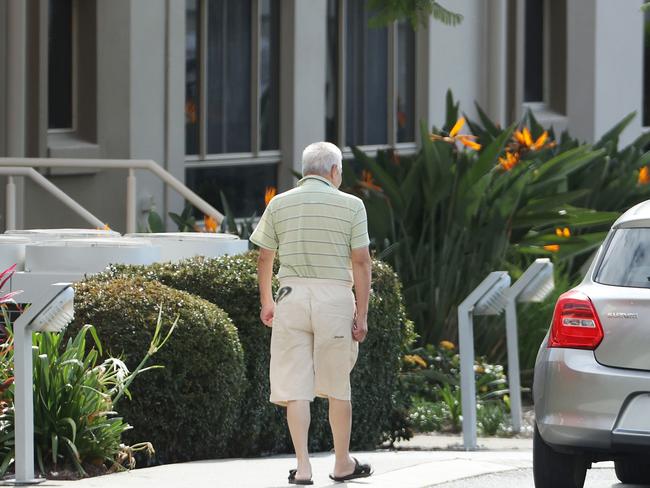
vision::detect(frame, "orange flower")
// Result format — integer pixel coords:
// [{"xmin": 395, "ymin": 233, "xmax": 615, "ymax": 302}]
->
[
  {"xmin": 514, "ymin": 128, "xmax": 553, "ymax": 151},
  {"xmin": 403, "ymin": 354, "xmax": 427, "ymax": 368},
  {"xmin": 397, "ymin": 111, "xmax": 407, "ymax": 128},
  {"xmin": 514, "ymin": 127, "xmax": 533, "ymax": 147},
  {"xmin": 459, "ymin": 137, "xmax": 481, "ymax": 150},
  {"xmin": 439, "ymin": 340, "xmax": 455, "ymax": 351},
  {"xmin": 555, "ymin": 227, "xmax": 571, "ymax": 238},
  {"xmin": 498, "ymin": 151, "xmax": 520, "ymax": 171},
  {"xmin": 449, "ymin": 117, "xmax": 466, "ymax": 138},
  {"xmin": 360, "ymin": 170, "xmax": 382, "ymax": 191},
  {"xmin": 430, "ymin": 117, "xmax": 482, "ymax": 151},
  {"xmin": 544, "ymin": 244, "xmax": 560, "ymax": 252},
  {"xmin": 204, "ymin": 215, "xmax": 218, "ymax": 233},
  {"xmin": 531, "ymin": 131, "xmax": 549, "ymax": 150},
  {"xmin": 185, "ymin": 99, "xmax": 197, "ymax": 124},
  {"xmin": 265, "ymin": 186, "xmax": 277, "ymax": 206},
  {"xmin": 639, "ymin": 166, "xmax": 650, "ymax": 185}
]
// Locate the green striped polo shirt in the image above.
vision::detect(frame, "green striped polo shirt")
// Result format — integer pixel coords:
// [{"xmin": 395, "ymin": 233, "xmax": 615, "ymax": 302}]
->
[{"xmin": 249, "ymin": 175, "xmax": 370, "ymax": 283}]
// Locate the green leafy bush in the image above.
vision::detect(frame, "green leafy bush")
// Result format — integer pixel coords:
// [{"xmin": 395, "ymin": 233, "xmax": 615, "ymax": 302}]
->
[
  {"xmin": 343, "ymin": 91, "xmax": 650, "ymax": 344},
  {"xmin": 103, "ymin": 253, "xmax": 284, "ymax": 456},
  {"xmin": 0, "ymin": 324, "xmax": 150, "ymax": 477},
  {"xmin": 401, "ymin": 341, "xmax": 510, "ymax": 435},
  {"xmin": 68, "ymin": 277, "xmax": 245, "ymax": 464},
  {"xmin": 103, "ymin": 252, "xmax": 416, "ymax": 453}
]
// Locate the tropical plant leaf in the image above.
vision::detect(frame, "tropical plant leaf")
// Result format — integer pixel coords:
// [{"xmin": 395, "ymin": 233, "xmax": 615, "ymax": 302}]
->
[{"xmin": 147, "ymin": 210, "xmax": 164, "ymax": 233}]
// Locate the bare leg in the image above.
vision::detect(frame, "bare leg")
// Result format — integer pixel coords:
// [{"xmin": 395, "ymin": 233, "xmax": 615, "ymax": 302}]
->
[
  {"xmin": 328, "ymin": 398, "xmax": 356, "ymax": 477},
  {"xmin": 287, "ymin": 400, "xmax": 312, "ymax": 481}
]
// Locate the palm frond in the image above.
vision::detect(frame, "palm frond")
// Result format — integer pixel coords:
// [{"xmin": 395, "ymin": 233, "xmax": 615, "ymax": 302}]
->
[{"xmin": 367, "ymin": 0, "xmax": 463, "ymax": 29}]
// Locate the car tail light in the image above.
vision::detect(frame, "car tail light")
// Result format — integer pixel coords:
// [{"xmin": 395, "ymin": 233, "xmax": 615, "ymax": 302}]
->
[{"xmin": 549, "ymin": 290, "xmax": 604, "ymax": 349}]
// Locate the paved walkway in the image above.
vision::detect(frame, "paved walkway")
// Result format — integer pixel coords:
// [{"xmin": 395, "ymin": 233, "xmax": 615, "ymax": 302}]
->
[{"xmin": 44, "ymin": 435, "xmax": 534, "ymax": 488}]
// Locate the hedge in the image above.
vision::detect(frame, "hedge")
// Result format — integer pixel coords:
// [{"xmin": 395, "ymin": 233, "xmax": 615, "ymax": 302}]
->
[
  {"xmin": 104, "ymin": 251, "xmax": 416, "ymax": 454},
  {"xmin": 104, "ymin": 253, "xmax": 285, "ymax": 455},
  {"xmin": 69, "ymin": 277, "xmax": 246, "ymax": 463}
]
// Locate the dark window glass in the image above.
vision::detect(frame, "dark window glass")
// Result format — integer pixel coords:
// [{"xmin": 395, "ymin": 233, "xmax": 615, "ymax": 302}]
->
[
  {"xmin": 643, "ymin": 12, "xmax": 650, "ymax": 127},
  {"xmin": 48, "ymin": 0, "xmax": 73, "ymax": 130},
  {"xmin": 345, "ymin": 1, "xmax": 388, "ymax": 146},
  {"xmin": 206, "ymin": 0, "xmax": 252, "ymax": 154},
  {"xmin": 595, "ymin": 229, "xmax": 650, "ymax": 288},
  {"xmin": 397, "ymin": 20, "xmax": 415, "ymax": 142},
  {"xmin": 524, "ymin": 0, "xmax": 544, "ymax": 102},
  {"xmin": 260, "ymin": 0, "xmax": 280, "ymax": 151},
  {"xmin": 325, "ymin": 0, "xmax": 339, "ymax": 143},
  {"xmin": 186, "ymin": 164, "xmax": 277, "ymax": 217},
  {"xmin": 186, "ymin": 0, "xmax": 200, "ymax": 155}
]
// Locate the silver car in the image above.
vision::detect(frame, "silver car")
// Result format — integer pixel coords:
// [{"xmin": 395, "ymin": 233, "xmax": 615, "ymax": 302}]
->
[{"xmin": 534, "ymin": 200, "xmax": 650, "ymax": 488}]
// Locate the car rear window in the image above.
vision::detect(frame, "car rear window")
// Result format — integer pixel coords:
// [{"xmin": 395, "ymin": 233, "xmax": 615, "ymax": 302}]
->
[{"xmin": 595, "ymin": 228, "xmax": 650, "ymax": 288}]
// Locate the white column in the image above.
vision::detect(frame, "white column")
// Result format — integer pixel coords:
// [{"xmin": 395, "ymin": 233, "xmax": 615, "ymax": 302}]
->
[
  {"xmin": 426, "ymin": 0, "xmax": 487, "ymax": 127},
  {"xmin": 6, "ymin": 176, "xmax": 16, "ymax": 231},
  {"xmin": 485, "ymin": 0, "xmax": 508, "ymax": 126},
  {"xmin": 6, "ymin": 0, "xmax": 26, "ymax": 158},
  {"xmin": 567, "ymin": 0, "xmax": 643, "ymax": 145},
  {"xmin": 5, "ymin": 0, "xmax": 27, "ymax": 231},
  {"xmin": 126, "ymin": 169, "xmax": 137, "ymax": 233},
  {"xmin": 279, "ymin": 0, "xmax": 327, "ymax": 190}
]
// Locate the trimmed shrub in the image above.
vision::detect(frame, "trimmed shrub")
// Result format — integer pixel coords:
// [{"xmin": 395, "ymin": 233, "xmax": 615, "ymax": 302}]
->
[
  {"xmin": 350, "ymin": 259, "xmax": 416, "ymax": 448},
  {"xmin": 104, "ymin": 252, "xmax": 415, "ymax": 454},
  {"xmin": 104, "ymin": 253, "xmax": 285, "ymax": 456},
  {"xmin": 69, "ymin": 277, "xmax": 245, "ymax": 463}
]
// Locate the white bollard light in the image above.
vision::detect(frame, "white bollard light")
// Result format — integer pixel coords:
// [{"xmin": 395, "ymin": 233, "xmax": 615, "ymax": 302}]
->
[
  {"xmin": 7, "ymin": 284, "xmax": 74, "ymax": 485},
  {"xmin": 458, "ymin": 271, "xmax": 510, "ymax": 451},
  {"xmin": 505, "ymin": 258, "xmax": 554, "ymax": 434}
]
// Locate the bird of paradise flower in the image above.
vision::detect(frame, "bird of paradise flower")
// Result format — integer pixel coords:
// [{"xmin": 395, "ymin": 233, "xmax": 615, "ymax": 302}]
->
[{"xmin": 430, "ymin": 117, "xmax": 482, "ymax": 151}]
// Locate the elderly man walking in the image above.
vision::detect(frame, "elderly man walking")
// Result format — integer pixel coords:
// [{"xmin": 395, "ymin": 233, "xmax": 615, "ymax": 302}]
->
[{"xmin": 250, "ymin": 142, "xmax": 373, "ymax": 485}]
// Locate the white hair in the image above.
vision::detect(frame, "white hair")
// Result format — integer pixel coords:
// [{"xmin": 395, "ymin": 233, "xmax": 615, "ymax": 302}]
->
[{"xmin": 301, "ymin": 142, "xmax": 342, "ymax": 177}]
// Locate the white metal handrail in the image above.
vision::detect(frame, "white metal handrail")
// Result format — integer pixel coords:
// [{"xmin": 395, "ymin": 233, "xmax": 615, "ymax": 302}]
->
[
  {"xmin": 0, "ymin": 168, "xmax": 105, "ymax": 229},
  {"xmin": 0, "ymin": 158, "xmax": 224, "ymax": 233}
]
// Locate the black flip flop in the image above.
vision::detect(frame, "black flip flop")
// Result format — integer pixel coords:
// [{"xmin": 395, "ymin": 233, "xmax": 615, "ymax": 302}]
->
[
  {"xmin": 329, "ymin": 457, "xmax": 373, "ymax": 482},
  {"xmin": 288, "ymin": 468, "xmax": 314, "ymax": 485}
]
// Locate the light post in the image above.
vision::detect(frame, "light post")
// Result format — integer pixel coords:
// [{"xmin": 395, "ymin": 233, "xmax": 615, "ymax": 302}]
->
[
  {"xmin": 458, "ymin": 271, "xmax": 511, "ymax": 450},
  {"xmin": 7, "ymin": 284, "xmax": 74, "ymax": 485},
  {"xmin": 505, "ymin": 258, "xmax": 554, "ymax": 434}
]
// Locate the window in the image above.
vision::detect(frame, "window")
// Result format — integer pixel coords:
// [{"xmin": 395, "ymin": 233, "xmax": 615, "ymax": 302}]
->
[
  {"xmin": 326, "ymin": 0, "xmax": 416, "ymax": 147},
  {"xmin": 48, "ymin": 0, "xmax": 75, "ymax": 130},
  {"xmin": 595, "ymin": 229, "xmax": 650, "ymax": 289},
  {"xmin": 185, "ymin": 164, "xmax": 277, "ymax": 217},
  {"xmin": 47, "ymin": 0, "xmax": 97, "ymax": 144},
  {"xmin": 643, "ymin": 11, "xmax": 650, "ymax": 127},
  {"xmin": 524, "ymin": 0, "xmax": 543, "ymax": 103},
  {"xmin": 522, "ymin": 0, "xmax": 566, "ymax": 114},
  {"xmin": 185, "ymin": 0, "xmax": 281, "ymax": 158}
]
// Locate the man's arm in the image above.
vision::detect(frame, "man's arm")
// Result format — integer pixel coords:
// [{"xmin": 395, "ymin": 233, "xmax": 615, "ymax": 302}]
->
[
  {"xmin": 351, "ymin": 246, "xmax": 372, "ymax": 342},
  {"xmin": 258, "ymin": 248, "xmax": 276, "ymax": 327}
]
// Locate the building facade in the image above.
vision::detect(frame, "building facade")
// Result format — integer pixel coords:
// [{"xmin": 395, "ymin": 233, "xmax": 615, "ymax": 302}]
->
[{"xmin": 0, "ymin": 0, "xmax": 645, "ymax": 232}]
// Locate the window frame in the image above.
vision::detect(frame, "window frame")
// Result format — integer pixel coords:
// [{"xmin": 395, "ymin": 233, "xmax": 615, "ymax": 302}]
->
[
  {"xmin": 330, "ymin": 0, "xmax": 418, "ymax": 155},
  {"xmin": 188, "ymin": 0, "xmax": 281, "ymax": 165}
]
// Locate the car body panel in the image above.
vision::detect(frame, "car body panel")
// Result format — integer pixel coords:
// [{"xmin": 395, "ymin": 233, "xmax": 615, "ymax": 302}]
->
[
  {"xmin": 578, "ymin": 282, "xmax": 650, "ymax": 371},
  {"xmin": 534, "ymin": 347, "xmax": 650, "ymax": 450}
]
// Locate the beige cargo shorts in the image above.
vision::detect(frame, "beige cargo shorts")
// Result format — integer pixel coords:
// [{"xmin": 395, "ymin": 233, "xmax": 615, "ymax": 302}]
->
[{"xmin": 269, "ymin": 277, "xmax": 359, "ymax": 407}]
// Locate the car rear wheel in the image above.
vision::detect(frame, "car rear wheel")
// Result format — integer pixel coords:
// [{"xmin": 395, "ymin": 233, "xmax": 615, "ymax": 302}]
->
[
  {"xmin": 534, "ymin": 425, "xmax": 588, "ymax": 488},
  {"xmin": 615, "ymin": 456, "xmax": 650, "ymax": 484}
]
